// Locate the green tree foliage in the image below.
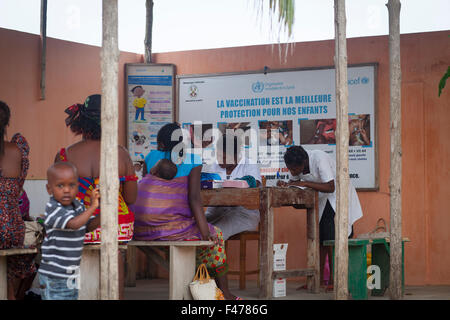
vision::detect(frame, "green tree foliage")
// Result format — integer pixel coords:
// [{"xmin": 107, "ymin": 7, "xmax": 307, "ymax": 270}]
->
[
  {"xmin": 269, "ymin": 0, "xmax": 295, "ymax": 36},
  {"xmin": 438, "ymin": 66, "xmax": 450, "ymax": 97}
]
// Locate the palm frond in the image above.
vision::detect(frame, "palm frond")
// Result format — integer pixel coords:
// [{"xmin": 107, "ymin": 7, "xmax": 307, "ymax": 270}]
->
[{"xmin": 268, "ymin": 0, "xmax": 295, "ymax": 37}]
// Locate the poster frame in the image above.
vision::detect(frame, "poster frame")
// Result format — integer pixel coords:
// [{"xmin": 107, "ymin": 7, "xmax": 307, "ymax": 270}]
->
[
  {"xmin": 125, "ymin": 63, "xmax": 176, "ymax": 164},
  {"xmin": 176, "ymin": 63, "xmax": 379, "ymax": 191}
]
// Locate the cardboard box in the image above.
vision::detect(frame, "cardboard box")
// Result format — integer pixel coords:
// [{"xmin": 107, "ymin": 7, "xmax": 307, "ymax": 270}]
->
[
  {"xmin": 273, "ymin": 278, "xmax": 286, "ymax": 298},
  {"xmin": 273, "ymin": 243, "xmax": 288, "ymax": 271},
  {"xmin": 200, "ymin": 180, "xmax": 223, "ymax": 189},
  {"xmin": 273, "ymin": 243, "xmax": 288, "ymax": 297}
]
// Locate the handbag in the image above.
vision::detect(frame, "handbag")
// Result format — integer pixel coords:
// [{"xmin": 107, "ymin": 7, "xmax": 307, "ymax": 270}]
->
[
  {"xmin": 189, "ymin": 264, "xmax": 224, "ymax": 300},
  {"xmin": 357, "ymin": 218, "xmax": 390, "ymax": 240},
  {"xmin": 24, "ymin": 220, "xmax": 44, "ymax": 248}
]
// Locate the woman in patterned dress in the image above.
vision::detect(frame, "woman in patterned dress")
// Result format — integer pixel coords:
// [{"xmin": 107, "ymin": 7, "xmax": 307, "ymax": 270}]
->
[
  {"xmin": 55, "ymin": 94, "xmax": 138, "ymax": 299},
  {"xmin": 0, "ymin": 101, "xmax": 36, "ymax": 300},
  {"xmin": 133, "ymin": 123, "xmax": 238, "ymax": 300}
]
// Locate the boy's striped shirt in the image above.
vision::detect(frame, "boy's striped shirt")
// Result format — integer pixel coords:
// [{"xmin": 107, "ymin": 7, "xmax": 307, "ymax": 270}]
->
[{"xmin": 38, "ymin": 196, "xmax": 94, "ymax": 279}]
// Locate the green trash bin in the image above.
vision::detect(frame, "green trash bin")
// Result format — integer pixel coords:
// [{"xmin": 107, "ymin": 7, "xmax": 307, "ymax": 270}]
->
[
  {"xmin": 324, "ymin": 239, "xmax": 370, "ymax": 300},
  {"xmin": 370, "ymin": 238, "xmax": 409, "ymax": 296},
  {"xmin": 325, "ymin": 238, "xmax": 409, "ymax": 299}
]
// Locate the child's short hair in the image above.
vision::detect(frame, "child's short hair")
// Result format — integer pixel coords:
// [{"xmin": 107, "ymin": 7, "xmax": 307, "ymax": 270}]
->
[
  {"xmin": 47, "ymin": 161, "xmax": 78, "ymax": 182},
  {"xmin": 157, "ymin": 159, "xmax": 177, "ymax": 180}
]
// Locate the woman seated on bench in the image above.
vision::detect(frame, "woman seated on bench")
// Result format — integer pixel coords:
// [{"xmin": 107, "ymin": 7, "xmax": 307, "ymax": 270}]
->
[
  {"xmin": 56, "ymin": 94, "xmax": 138, "ymax": 299},
  {"xmin": 133, "ymin": 123, "xmax": 239, "ymax": 300},
  {"xmin": 0, "ymin": 101, "xmax": 36, "ymax": 300}
]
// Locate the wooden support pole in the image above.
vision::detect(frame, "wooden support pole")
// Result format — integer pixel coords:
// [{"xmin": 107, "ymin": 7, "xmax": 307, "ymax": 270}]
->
[
  {"xmin": 39, "ymin": 0, "xmax": 47, "ymax": 100},
  {"xmin": 100, "ymin": 0, "xmax": 119, "ymax": 300},
  {"xmin": 386, "ymin": 0, "xmax": 403, "ymax": 300},
  {"xmin": 144, "ymin": 0, "xmax": 154, "ymax": 63},
  {"xmin": 333, "ymin": 0, "xmax": 350, "ymax": 300},
  {"xmin": 259, "ymin": 188, "xmax": 273, "ymax": 299}
]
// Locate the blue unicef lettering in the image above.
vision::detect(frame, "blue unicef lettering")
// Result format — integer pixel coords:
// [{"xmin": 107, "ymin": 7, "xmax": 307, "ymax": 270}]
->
[
  {"xmin": 348, "ymin": 76, "xmax": 370, "ymax": 85},
  {"xmin": 252, "ymin": 81, "xmax": 264, "ymax": 93}
]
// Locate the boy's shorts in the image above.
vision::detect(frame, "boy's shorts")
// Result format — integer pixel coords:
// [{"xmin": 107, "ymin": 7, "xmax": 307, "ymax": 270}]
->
[{"xmin": 39, "ymin": 273, "xmax": 78, "ymax": 300}]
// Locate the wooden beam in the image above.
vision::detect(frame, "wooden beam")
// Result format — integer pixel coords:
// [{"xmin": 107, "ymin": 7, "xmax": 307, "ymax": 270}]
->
[
  {"xmin": 137, "ymin": 246, "xmax": 169, "ymax": 271},
  {"xmin": 0, "ymin": 248, "xmax": 38, "ymax": 256},
  {"xmin": 100, "ymin": 0, "xmax": 119, "ymax": 300},
  {"xmin": 39, "ymin": 0, "xmax": 47, "ymax": 100},
  {"xmin": 144, "ymin": 0, "xmax": 154, "ymax": 63},
  {"xmin": 273, "ymin": 269, "xmax": 315, "ymax": 279},
  {"xmin": 306, "ymin": 196, "xmax": 320, "ymax": 293},
  {"xmin": 333, "ymin": 0, "xmax": 350, "ymax": 300},
  {"xmin": 386, "ymin": 0, "xmax": 403, "ymax": 300},
  {"xmin": 258, "ymin": 188, "xmax": 274, "ymax": 299}
]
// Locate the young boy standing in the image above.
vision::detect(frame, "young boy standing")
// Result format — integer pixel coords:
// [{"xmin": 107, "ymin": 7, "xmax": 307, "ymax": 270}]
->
[{"xmin": 38, "ymin": 162, "xmax": 100, "ymax": 300}]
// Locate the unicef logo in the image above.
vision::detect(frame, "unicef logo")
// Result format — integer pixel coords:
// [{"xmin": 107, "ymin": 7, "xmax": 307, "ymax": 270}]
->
[
  {"xmin": 348, "ymin": 77, "xmax": 369, "ymax": 85},
  {"xmin": 252, "ymin": 81, "xmax": 264, "ymax": 93}
]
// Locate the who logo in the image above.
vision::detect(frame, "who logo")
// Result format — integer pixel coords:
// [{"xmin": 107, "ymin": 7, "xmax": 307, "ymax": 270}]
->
[{"xmin": 252, "ymin": 81, "xmax": 264, "ymax": 93}]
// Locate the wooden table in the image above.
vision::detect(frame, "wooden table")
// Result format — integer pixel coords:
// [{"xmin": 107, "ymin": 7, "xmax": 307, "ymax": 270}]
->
[{"xmin": 201, "ymin": 187, "xmax": 319, "ymax": 299}]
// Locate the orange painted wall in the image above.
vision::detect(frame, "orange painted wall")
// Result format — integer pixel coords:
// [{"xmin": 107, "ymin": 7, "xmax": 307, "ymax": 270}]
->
[
  {"xmin": 0, "ymin": 28, "xmax": 142, "ymax": 179},
  {"xmin": 152, "ymin": 31, "xmax": 450, "ymax": 285},
  {"xmin": 1, "ymin": 27, "xmax": 449, "ymax": 285}
]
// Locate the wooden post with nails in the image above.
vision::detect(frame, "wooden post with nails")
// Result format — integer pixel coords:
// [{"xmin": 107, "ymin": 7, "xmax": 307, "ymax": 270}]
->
[
  {"xmin": 100, "ymin": 0, "xmax": 119, "ymax": 300},
  {"xmin": 387, "ymin": 0, "xmax": 403, "ymax": 300},
  {"xmin": 39, "ymin": 0, "xmax": 47, "ymax": 100},
  {"xmin": 333, "ymin": 0, "xmax": 350, "ymax": 300}
]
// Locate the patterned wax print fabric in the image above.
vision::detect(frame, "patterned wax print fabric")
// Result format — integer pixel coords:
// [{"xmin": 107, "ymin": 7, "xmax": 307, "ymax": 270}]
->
[
  {"xmin": 0, "ymin": 133, "xmax": 36, "ymax": 280},
  {"xmin": 18, "ymin": 190, "xmax": 30, "ymax": 220},
  {"xmin": 132, "ymin": 174, "xmax": 228, "ymax": 277},
  {"xmin": 58, "ymin": 148, "xmax": 137, "ymax": 243}
]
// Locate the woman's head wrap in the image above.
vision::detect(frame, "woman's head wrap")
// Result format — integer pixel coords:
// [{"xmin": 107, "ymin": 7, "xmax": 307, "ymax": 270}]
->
[{"xmin": 65, "ymin": 94, "xmax": 101, "ymax": 140}]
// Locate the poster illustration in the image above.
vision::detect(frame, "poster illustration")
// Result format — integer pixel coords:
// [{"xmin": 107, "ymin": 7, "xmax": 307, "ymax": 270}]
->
[{"xmin": 126, "ymin": 64, "xmax": 175, "ymax": 179}]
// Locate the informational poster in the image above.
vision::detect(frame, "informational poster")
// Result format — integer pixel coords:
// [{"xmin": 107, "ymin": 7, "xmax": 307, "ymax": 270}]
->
[
  {"xmin": 177, "ymin": 65, "xmax": 377, "ymax": 190},
  {"xmin": 126, "ymin": 63, "xmax": 175, "ymax": 179}
]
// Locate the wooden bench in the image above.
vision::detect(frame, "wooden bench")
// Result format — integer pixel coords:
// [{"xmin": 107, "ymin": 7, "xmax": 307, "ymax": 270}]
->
[
  {"xmin": 79, "ymin": 244, "xmax": 127, "ymax": 300},
  {"xmin": 126, "ymin": 240, "xmax": 213, "ymax": 300},
  {"xmin": 0, "ymin": 248, "xmax": 38, "ymax": 300}
]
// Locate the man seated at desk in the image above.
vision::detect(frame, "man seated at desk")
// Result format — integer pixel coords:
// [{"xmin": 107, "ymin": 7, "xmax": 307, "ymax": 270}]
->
[{"xmin": 203, "ymin": 133, "xmax": 261, "ymax": 240}]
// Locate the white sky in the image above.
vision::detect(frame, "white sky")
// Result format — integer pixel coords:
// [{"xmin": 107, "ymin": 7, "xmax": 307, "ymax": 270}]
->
[{"xmin": 0, "ymin": 0, "xmax": 449, "ymax": 54}]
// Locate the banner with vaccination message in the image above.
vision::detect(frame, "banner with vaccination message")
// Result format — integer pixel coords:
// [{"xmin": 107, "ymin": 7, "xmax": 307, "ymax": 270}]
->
[{"xmin": 177, "ymin": 65, "xmax": 377, "ymax": 190}]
